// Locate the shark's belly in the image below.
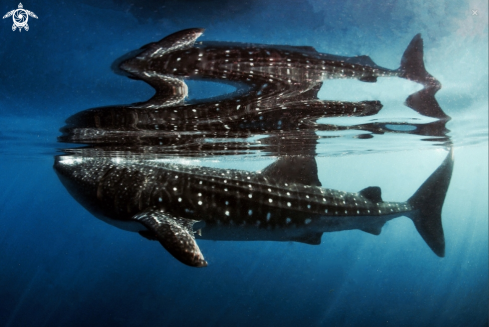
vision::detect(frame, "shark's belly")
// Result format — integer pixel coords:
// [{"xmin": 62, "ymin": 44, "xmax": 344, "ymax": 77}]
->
[
  {"xmin": 93, "ymin": 212, "xmax": 147, "ymax": 232},
  {"xmin": 315, "ymin": 212, "xmax": 408, "ymax": 233},
  {"xmin": 195, "ymin": 222, "xmax": 312, "ymax": 242}
]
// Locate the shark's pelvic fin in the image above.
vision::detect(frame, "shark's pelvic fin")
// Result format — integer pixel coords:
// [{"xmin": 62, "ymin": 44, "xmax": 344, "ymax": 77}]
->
[
  {"xmin": 399, "ymin": 34, "xmax": 441, "ymax": 88},
  {"xmin": 133, "ymin": 208, "xmax": 208, "ymax": 267},
  {"xmin": 407, "ymin": 149, "xmax": 454, "ymax": 257},
  {"xmin": 261, "ymin": 155, "xmax": 322, "ymax": 187},
  {"xmin": 138, "ymin": 230, "xmax": 158, "ymax": 241}
]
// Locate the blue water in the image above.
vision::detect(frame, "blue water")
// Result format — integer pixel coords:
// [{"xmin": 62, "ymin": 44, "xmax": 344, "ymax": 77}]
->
[{"xmin": 1, "ymin": 0, "xmax": 487, "ymax": 326}]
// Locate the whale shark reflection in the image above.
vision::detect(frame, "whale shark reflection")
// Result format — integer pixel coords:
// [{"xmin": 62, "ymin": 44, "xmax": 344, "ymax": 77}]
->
[
  {"xmin": 60, "ymin": 28, "xmax": 448, "ymax": 150},
  {"xmin": 55, "ymin": 30, "xmax": 452, "ymax": 267}
]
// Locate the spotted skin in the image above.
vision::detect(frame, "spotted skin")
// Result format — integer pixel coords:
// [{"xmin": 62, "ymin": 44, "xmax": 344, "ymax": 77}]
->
[
  {"xmin": 134, "ymin": 210, "xmax": 207, "ymax": 267},
  {"xmin": 120, "ymin": 28, "xmax": 408, "ymax": 92},
  {"xmin": 60, "ymin": 30, "xmax": 445, "ymax": 146},
  {"xmin": 62, "ymin": 97, "xmax": 382, "ymax": 134},
  {"xmin": 96, "ymin": 29, "xmax": 439, "ymax": 133},
  {"xmin": 54, "ymin": 149, "xmax": 453, "ymax": 267}
]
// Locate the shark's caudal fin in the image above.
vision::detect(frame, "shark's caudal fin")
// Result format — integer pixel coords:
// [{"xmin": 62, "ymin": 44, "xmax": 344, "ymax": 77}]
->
[
  {"xmin": 399, "ymin": 34, "xmax": 441, "ymax": 88},
  {"xmin": 133, "ymin": 208, "xmax": 207, "ymax": 267},
  {"xmin": 404, "ymin": 86, "xmax": 450, "ymax": 120},
  {"xmin": 407, "ymin": 149, "xmax": 454, "ymax": 257}
]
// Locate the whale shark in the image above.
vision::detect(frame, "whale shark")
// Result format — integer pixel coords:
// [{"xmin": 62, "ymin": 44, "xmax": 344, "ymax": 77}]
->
[
  {"xmin": 100, "ymin": 29, "xmax": 443, "ymax": 131},
  {"xmin": 54, "ymin": 149, "xmax": 453, "ymax": 267},
  {"xmin": 58, "ymin": 29, "xmax": 447, "ymax": 149},
  {"xmin": 116, "ymin": 28, "xmax": 441, "ymax": 93}
]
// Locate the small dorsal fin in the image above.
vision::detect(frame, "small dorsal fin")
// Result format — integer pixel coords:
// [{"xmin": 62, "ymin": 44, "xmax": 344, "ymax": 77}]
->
[
  {"xmin": 291, "ymin": 232, "xmax": 323, "ymax": 245},
  {"xmin": 138, "ymin": 28, "xmax": 204, "ymax": 60},
  {"xmin": 261, "ymin": 155, "xmax": 321, "ymax": 187},
  {"xmin": 133, "ymin": 208, "xmax": 207, "ymax": 267},
  {"xmin": 359, "ymin": 186, "xmax": 383, "ymax": 203}
]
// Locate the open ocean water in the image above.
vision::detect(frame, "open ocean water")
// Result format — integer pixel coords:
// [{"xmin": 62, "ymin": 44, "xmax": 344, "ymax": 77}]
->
[{"xmin": 0, "ymin": 0, "xmax": 487, "ymax": 326}]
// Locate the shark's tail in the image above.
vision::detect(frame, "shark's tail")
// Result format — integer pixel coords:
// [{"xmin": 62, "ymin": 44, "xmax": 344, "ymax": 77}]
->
[
  {"xmin": 399, "ymin": 34, "xmax": 441, "ymax": 89},
  {"xmin": 404, "ymin": 86, "xmax": 450, "ymax": 119},
  {"xmin": 407, "ymin": 149, "xmax": 454, "ymax": 257}
]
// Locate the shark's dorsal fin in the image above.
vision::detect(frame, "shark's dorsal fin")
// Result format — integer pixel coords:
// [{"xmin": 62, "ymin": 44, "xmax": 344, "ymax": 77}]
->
[
  {"xmin": 133, "ymin": 208, "xmax": 207, "ymax": 267},
  {"xmin": 138, "ymin": 28, "xmax": 204, "ymax": 60},
  {"xmin": 261, "ymin": 155, "xmax": 321, "ymax": 187},
  {"xmin": 291, "ymin": 232, "xmax": 323, "ymax": 245},
  {"xmin": 359, "ymin": 186, "xmax": 383, "ymax": 203}
]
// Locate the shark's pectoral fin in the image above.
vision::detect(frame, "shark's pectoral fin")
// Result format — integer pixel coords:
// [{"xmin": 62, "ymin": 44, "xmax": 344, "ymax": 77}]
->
[
  {"xmin": 138, "ymin": 230, "xmax": 158, "ymax": 241},
  {"xmin": 133, "ymin": 208, "xmax": 208, "ymax": 267},
  {"xmin": 291, "ymin": 232, "xmax": 323, "ymax": 245},
  {"xmin": 359, "ymin": 186, "xmax": 383, "ymax": 203}
]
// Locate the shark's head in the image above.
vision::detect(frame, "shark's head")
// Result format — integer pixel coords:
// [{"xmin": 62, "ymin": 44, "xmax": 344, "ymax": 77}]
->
[
  {"xmin": 54, "ymin": 155, "xmax": 106, "ymax": 217},
  {"xmin": 112, "ymin": 28, "xmax": 205, "ymax": 80},
  {"xmin": 54, "ymin": 155, "xmax": 151, "ymax": 232},
  {"xmin": 111, "ymin": 47, "xmax": 148, "ymax": 79}
]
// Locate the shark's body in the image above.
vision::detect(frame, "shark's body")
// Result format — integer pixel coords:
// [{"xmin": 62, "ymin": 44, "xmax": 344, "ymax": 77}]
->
[
  {"xmin": 54, "ymin": 150, "xmax": 453, "ymax": 267},
  {"xmin": 60, "ymin": 29, "xmax": 445, "ymax": 142},
  {"xmin": 118, "ymin": 28, "xmax": 440, "ymax": 94},
  {"xmin": 113, "ymin": 29, "xmax": 440, "ymax": 128}
]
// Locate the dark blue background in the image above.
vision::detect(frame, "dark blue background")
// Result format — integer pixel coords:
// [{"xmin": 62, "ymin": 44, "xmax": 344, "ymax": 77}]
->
[{"xmin": 0, "ymin": 0, "xmax": 487, "ymax": 326}]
